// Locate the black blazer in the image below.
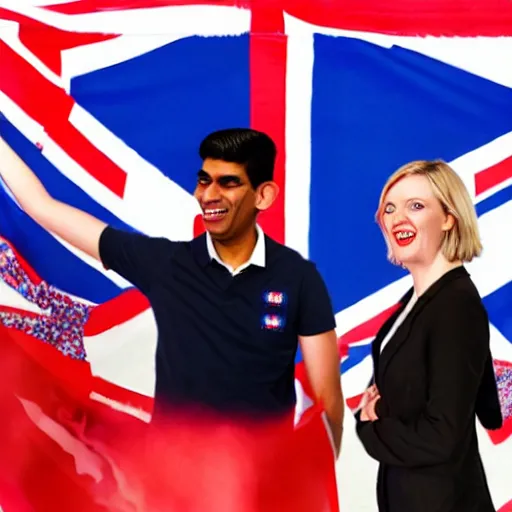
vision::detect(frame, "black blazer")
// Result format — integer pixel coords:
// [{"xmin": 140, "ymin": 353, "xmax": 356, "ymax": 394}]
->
[{"xmin": 356, "ymin": 266, "xmax": 502, "ymax": 512}]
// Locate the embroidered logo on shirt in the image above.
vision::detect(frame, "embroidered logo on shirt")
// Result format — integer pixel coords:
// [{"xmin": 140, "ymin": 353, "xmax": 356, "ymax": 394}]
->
[
  {"xmin": 263, "ymin": 291, "xmax": 287, "ymax": 307},
  {"xmin": 261, "ymin": 314, "xmax": 284, "ymax": 331},
  {"xmin": 261, "ymin": 290, "xmax": 288, "ymax": 331}
]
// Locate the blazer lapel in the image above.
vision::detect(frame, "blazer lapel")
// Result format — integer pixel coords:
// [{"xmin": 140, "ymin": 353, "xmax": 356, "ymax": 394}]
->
[
  {"xmin": 378, "ymin": 298, "xmax": 424, "ymax": 381},
  {"xmin": 377, "ymin": 266, "xmax": 469, "ymax": 381},
  {"xmin": 371, "ymin": 290, "xmax": 413, "ymax": 383}
]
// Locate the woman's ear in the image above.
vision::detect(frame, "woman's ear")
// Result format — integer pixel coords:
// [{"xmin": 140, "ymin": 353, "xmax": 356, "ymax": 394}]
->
[{"xmin": 442, "ymin": 212, "xmax": 456, "ymax": 232}]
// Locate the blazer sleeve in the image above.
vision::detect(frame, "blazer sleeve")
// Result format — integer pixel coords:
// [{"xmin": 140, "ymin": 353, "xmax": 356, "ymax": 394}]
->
[
  {"xmin": 356, "ymin": 291, "xmax": 490, "ymax": 468},
  {"xmin": 475, "ymin": 352, "xmax": 503, "ymax": 430}
]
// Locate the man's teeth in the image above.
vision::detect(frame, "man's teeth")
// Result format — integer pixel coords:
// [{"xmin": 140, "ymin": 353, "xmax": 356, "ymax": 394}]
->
[
  {"xmin": 396, "ymin": 231, "xmax": 415, "ymax": 240},
  {"xmin": 204, "ymin": 209, "xmax": 227, "ymax": 216}
]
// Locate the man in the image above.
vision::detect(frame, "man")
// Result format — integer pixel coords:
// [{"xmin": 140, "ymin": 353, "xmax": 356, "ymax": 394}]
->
[{"xmin": 0, "ymin": 127, "xmax": 344, "ymax": 455}]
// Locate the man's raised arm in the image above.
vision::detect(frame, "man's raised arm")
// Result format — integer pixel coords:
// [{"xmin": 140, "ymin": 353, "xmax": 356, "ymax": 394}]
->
[{"xmin": 0, "ymin": 135, "xmax": 106, "ymax": 261}]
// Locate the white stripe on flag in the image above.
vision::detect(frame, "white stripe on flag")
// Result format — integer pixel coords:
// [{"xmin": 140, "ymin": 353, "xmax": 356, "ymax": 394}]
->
[
  {"xmin": 61, "ymin": 34, "xmax": 186, "ymax": 89},
  {"xmin": 284, "ymin": 14, "xmax": 315, "ymax": 259},
  {"xmin": 341, "ymin": 353, "xmax": 373, "ymax": 399},
  {"xmin": 84, "ymin": 308, "xmax": 157, "ymax": 398},
  {"xmin": 0, "ymin": 4, "xmax": 251, "ymax": 36},
  {"xmin": 89, "ymin": 392, "xmax": 151, "ymax": 422},
  {"xmin": 489, "ymin": 324, "xmax": 512, "ymax": 362}
]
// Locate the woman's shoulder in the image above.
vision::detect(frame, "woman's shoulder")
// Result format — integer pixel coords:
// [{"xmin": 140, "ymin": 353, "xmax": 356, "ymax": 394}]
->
[
  {"xmin": 438, "ymin": 270, "xmax": 482, "ymax": 301},
  {"xmin": 426, "ymin": 272, "xmax": 488, "ymax": 324}
]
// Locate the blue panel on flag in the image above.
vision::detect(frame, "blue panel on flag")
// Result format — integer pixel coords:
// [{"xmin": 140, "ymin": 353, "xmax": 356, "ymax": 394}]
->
[
  {"xmin": 341, "ymin": 343, "xmax": 372, "ymax": 374},
  {"xmin": 71, "ymin": 35, "xmax": 250, "ymax": 194},
  {"xmin": 309, "ymin": 35, "xmax": 512, "ymax": 313},
  {"xmin": 484, "ymin": 281, "xmax": 512, "ymax": 345},
  {"xmin": 476, "ymin": 185, "xmax": 512, "ymax": 217}
]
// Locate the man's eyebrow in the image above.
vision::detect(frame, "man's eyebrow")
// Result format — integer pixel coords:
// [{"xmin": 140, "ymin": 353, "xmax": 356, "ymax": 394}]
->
[{"xmin": 197, "ymin": 169, "xmax": 209, "ymax": 177}]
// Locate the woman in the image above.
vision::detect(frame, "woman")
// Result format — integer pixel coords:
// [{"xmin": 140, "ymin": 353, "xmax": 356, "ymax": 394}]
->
[{"xmin": 356, "ymin": 160, "xmax": 503, "ymax": 512}]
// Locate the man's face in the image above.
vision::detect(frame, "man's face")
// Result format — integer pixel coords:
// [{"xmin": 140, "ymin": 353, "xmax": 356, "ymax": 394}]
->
[{"xmin": 193, "ymin": 158, "xmax": 259, "ymax": 242}]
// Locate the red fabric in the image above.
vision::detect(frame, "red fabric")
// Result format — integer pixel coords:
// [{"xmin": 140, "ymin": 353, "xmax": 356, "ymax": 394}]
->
[
  {"xmin": 0, "ymin": 323, "xmax": 337, "ymax": 511},
  {"xmin": 42, "ymin": 0, "xmax": 512, "ymax": 37}
]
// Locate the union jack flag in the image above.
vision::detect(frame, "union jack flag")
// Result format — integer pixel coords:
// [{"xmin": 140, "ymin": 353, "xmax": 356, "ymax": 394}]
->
[{"xmin": 0, "ymin": 1, "xmax": 511, "ymax": 511}]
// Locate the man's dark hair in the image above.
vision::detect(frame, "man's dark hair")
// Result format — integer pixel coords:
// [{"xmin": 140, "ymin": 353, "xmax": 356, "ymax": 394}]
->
[{"xmin": 199, "ymin": 128, "xmax": 276, "ymax": 189}]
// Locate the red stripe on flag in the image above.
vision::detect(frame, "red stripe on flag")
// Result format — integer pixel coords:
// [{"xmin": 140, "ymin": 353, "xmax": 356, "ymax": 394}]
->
[
  {"xmin": 85, "ymin": 288, "xmax": 150, "ymax": 336},
  {"xmin": 0, "ymin": 41, "xmax": 73, "ymax": 121},
  {"xmin": 18, "ymin": 27, "xmax": 118, "ymax": 77},
  {"xmin": 498, "ymin": 499, "xmax": 512, "ymax": 512},
  {"xmin": 346, "ymin": 393, "xmax": 364, "ymax": 411},
  {"xmin": 0, "ymin": 7, "xmax": 119, "ymax": 76},
  {"xmin": 283, "ymin": 0, "xmax": 512, "ymax": 37},
  {"xmin": 43, "ymin": 0, "xmax": 246, "ymax": 14},
  {"xmin": 249, "ymin": 5, "xmax": 286, "ymax": 243},
  {"xmin": 0, "ymin": 41, "xmax": 128, "ymax": 197},
  {"xmin": 193, "ymin": 213, "xmax": 206, "ymax": 237},
  {"xmin": 49, "ymin": 122, "xmax": 127, "ymax": 197},
  {"xmin": 487, "ymin": 416, "xmax": 512, "ymax": 445},
  {"xmin": 475, "ymin": 156, "xmax": 512, "ymax": 196},
  {"xmin": 339, "ymin": 303, "xmax": 400, "ymax": 346},
  {"xmin": 43, "ymin": 0, "xmax": 512, "ymax": 37}
]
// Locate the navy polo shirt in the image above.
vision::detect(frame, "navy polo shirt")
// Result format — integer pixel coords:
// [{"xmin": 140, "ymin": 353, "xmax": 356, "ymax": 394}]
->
[{"xmin": 99, "ymin": 226, "xmax": 336, "ymax": 418}]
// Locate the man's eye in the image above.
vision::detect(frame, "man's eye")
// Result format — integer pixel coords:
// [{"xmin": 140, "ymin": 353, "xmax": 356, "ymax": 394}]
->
[
  {"xmin": 197, "ymin": 176, "xmax": 210, "ymax": 185},
  {"xmin": 219, "ymin": 178, "xmax": 241, "ymax": 187}
]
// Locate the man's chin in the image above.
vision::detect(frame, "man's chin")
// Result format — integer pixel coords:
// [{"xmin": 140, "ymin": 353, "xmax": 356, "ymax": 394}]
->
[{"xmin": 205, "ymin": 224, "xmax": 230, "ymax": 241}]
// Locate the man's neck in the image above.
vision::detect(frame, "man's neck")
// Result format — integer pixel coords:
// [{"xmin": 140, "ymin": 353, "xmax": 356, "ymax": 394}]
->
[{"xmin": 212, "ymin": 226, "xmax": 258, "ymax": 271}]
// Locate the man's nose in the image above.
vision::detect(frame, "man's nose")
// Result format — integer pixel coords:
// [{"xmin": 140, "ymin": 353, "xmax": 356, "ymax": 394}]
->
[{"xmin": 202, "ymin": 182, "xmax": 221, "ymax": 203}]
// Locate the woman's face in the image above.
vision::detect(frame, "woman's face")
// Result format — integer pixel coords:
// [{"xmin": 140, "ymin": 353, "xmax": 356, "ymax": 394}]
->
[{"xmin": 381, "ymin": 174, "xmax": 454, "ymax": 267}]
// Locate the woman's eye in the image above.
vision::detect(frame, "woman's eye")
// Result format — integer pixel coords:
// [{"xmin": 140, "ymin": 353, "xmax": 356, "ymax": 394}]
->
[
  {"xmin": 384, "ymin": 204, "xmax": 395, "ymax": 214},
  {"xmin": 411, "ymin": 202, "xmax": 424, "ymax": 210}
]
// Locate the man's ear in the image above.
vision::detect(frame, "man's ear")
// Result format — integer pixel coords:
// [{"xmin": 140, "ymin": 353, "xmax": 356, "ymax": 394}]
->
[{"xmin": 255, "ymin": 181, "xmax": 279, "ymax": 212}]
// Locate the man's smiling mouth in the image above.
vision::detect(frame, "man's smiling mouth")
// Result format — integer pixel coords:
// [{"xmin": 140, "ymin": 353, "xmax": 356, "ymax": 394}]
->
[{"xmin": 203, "ymin": 208, "xmax": 228, "ymax": 221}]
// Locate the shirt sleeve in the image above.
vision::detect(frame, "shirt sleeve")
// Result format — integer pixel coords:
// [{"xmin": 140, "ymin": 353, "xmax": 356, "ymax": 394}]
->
[
  {"xmin": 356, "ymin": 291, "xmax": 490, "ymax": 468},
  {"xmin": 297, "ymin": 261, "xmax": 336, "ymax": 336},
  {"xmin": 99, "ymin": 226, "xmax": 176, "ymax": 295}
]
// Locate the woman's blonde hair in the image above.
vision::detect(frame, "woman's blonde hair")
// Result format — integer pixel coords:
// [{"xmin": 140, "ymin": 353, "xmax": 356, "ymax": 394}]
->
[{"xmin": 376, "ymin": 160, "xmax": 482, "ymax": 264}]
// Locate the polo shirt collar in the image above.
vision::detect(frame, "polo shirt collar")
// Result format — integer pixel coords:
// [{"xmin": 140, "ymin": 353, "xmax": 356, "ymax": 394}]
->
[{"xmin": 205, "ymin": 224, "xmax": 266, "ymax": 273}]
